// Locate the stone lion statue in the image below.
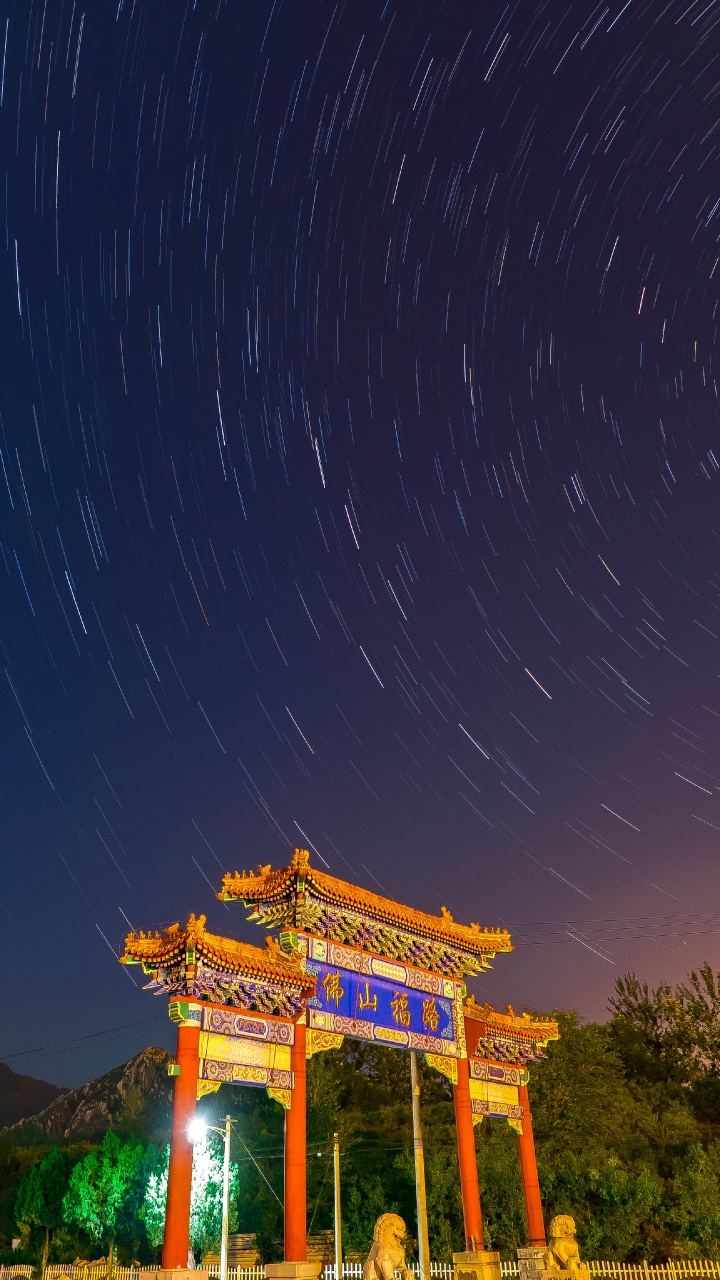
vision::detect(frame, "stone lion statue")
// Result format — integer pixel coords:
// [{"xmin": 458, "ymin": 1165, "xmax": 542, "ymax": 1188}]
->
[
  {"xmin": 363, "ymin": 1214, "xmax": 412, "ymax": 1280},
  {"xmin": 544, "ymin": 1216, "xmax": 587, "ymax": 1274}
]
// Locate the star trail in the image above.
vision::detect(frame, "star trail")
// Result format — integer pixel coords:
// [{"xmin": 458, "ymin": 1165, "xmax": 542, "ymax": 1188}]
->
[{"xmin": 2, "ymin": 0, "xmax": 720, "ymax": 1083}]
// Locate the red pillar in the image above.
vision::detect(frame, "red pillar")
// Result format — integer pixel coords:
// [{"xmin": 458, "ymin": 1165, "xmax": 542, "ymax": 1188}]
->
[
  {"xmin": 453, "ymin": 1056, "xmax": 485, "ymax": 1251},
  {"xmin": 517, "ymin": 1084, "xmax": 545, "ymax": 1246},
  {"xmin": 163, "ymin": 1020, "xmax": 200, "ymax": 1269},
  {"xmin": 285, "ymin": 1017, "xmax": 307, "ymax": 1262}
]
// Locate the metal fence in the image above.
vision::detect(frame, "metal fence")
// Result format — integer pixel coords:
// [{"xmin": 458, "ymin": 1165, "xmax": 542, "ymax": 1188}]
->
[{"xmin": 3, "ymin": 1261, "xmax": 720, "ymax": 1280}]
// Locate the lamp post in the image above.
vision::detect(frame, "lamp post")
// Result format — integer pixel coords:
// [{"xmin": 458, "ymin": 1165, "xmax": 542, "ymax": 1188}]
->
[
  {"xmin": 333, "ymin": 1132, "xmax": 342, "ymax": 1280},
  {"xmin": 410, "ymin": 1053, "xmax": 430, "ymax": 1280},
  {"xmin": 188, "ymin": 1115, "xmax": 233, "ymax": 1280}
]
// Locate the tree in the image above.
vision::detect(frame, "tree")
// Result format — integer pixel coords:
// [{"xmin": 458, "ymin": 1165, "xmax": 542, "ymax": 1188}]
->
[
  {"xmin": 608, "ymin": 965, "xmax": 720, "ymax": 1140},
  {"xmin": 677, "ymin": 964, "xmax": 720, "ymax": 1074},
  {"xmin": 62, "ymin": 1132, "xmax": 145, "ymax": 1270},
  {"xmin": 138, "ymin": 1144, "xmax": 166, "ymax": 1255},
  {"xmin": 671, "ymin": 1144, "xmax": 720, "ymax": 1257},
  {"xmin": 530, "ymin": 1012, "xmax": 648, "ymax": 1164},
  {"xmin": 608, "ymin": 973, "xmax": 693, "ymax": 1127},
  {"xmin": 141, "ymin": 1134, "xmax": 239, "ymax": 1261},
  {"xmin": 526, "ymin": 1011, "xmax": 679, "ymax": 1259},
  {"xmin": 475, "ymin": 1122, "xmax": 526, "ymax": 1254},
  {"xmin": 15, "ymin": 1147, "xmax": 70, "ymax": 1274}
]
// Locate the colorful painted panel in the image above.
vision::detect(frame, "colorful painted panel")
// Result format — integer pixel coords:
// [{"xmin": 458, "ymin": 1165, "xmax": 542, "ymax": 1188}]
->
[
  {"xmin": 198, "ymin": 1031, "xmax": 291, "ymax": 1072},
  {"xmin": 469, "ymin": 1075, "xmax": 523, "ymax": 1130},
  {"xmin": 302, "ymin": 934, "xmax": 463, "ymax": 997},
  {"xmin": 469, "ymin": 1059, "xmax": 527, "ymax": 1086},
  {"xmin": 199, "ymin": 1059, "xmax": 292, "ymax": 1089},
  {"xmin": 471, "ymin": 1096, "xmax": 523, "ymax": 1124},
  {"xmin": 201, "ymin": 1005, "xmax": 294, "ymax": 1043},
  {"xmin": 304, "ymin": 945, "xmax": 464, "ymax": 1054}
]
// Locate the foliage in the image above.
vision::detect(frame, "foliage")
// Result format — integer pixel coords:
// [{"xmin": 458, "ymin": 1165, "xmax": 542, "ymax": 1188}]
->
[
  {"xmin": 15, "ymin": 1146, "xmax": 70, "ymax": 1272},
  {"xmin": 475, "ymin": 1121, "xmax": 526, "ymax": 1253},
  {"xmin": 11, "ymin": 961, "xmax": 720, "ymax": 1264},
  {"xmin": 62, "ymin": 1131, "xmax": 146, "ymax": 1258},
  {"xmin": 138, "ymin": 1144, "xmax": 167, "ymax": 1254},
  {"xmin": 531, "ymin": 1012, "xmax": 648, "ymax": 1163},
  {"xmin": 608, "ymin": 974, "xmax": 693, "ymax": 1126},
  {"xmin": 669, "ymin": 1144, "xmax": 720, "ymax": 1258},
  {"xmin": 141, "ymin": 1134, "xmax": 239, "ymax": 1261},
  {"xmin": 677, "ymin": 966, "xmax": 720, "ymax": 1076},
  {"xmin": 0, "ymin": 1138, "xmax": 95, "ymax": 1264}
]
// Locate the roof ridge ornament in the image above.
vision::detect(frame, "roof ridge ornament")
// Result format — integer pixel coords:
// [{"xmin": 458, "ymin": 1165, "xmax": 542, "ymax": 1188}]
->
[
  {"xmin": 218, "ymin": 847, "xmax": 512, "ymax": 979},
  {"xmin": 119, "ymin": 911, "xmax": 317, "ymax": 1015},
  {"xmin": 463, "ymin": 993, "xmax": 559, "ymax": 1040}
]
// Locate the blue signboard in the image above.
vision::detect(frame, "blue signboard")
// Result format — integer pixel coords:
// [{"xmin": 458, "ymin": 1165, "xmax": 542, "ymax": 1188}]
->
[{"xmin": 307, "ymin": 959, "xmax": 455, "ymax": 1041}]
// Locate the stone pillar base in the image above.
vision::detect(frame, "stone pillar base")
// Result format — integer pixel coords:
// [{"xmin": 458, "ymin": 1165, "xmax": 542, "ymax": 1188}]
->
[
  {"xmin": 453, "ymin": 1250, "xmax": 501, "ymax": 1280},
  {"xmin": 266, "ymin": 1265, "xmax": 323, "ymax": 1280},
  {"xmin": 542, "ymin": 1271, "xmax": 590, "ymax": 1280},
  {"xmin": 518, "ymin": 1247, "xmax": 546, "ymax": 1280},
  {"xmin": 143, "ymin": 1271, "xmax": 209, "ymax": 1280}
]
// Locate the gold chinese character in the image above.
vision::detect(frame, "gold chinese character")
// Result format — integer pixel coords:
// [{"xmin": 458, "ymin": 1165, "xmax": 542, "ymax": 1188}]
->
[
  {"xmin": 358, "ymin": 981, "xmax": 378, "ymax": 1012},
  {"xmin": 422, "ymin": 997, "xmax": 440, "ymax": 1032},
  {"xmin": 322, "ymin": 970, "xmax": 345, "ymax": 1008},
  {"xmin": 390, "ymin": 991, "xmax": 411, "ymax": 1027}
]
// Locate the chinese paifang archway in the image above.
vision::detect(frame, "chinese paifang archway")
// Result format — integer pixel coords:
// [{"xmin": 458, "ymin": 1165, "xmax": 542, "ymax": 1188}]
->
[{"xmin": 121, "ymin": 849, "xmax": 558, "ymax": 1280}]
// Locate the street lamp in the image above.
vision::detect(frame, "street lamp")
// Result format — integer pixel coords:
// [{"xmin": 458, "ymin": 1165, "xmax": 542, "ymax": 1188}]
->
[
  {"xmin": 188, "ymin": 1115, "xmax": 232, "ymax": 1280},
  {"xmin": 188, "ymin": 1118, "xmax": 208, "ymax": 1144}
]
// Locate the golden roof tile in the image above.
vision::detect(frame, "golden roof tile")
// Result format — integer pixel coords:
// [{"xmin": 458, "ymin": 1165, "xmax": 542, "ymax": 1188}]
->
[
  {"xmin": 464, "ymin": 994, "xmax": 559, "ymax": 1041},
  {"xmin": 121, "ymin": 912, "xmax": 315, "ymax": 994},
  {"xmin": 219, "ymin": 848, "xmax": 513, "ymax": 957}
]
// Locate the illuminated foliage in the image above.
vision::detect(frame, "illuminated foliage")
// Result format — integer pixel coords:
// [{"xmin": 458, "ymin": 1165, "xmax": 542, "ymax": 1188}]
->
[
  {"xmin": 141, "ymin": 1134, "xmax": 239, "ymax": 1259},
  {"xmin": 62, "ymin": 1132, "xmax": 145, "ymax": 1257}
]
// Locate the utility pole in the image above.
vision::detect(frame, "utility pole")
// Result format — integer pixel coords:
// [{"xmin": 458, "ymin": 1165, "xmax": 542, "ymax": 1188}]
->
[
  {"xmin": 410, "ymin": 1053, "xmax": 431, "ymax": 1280},
  {"xmin": 220, "ymin": 1115, "xmax": 232, "ymax": 1280},
  {"xmin": 333, "ymin": 1132, "xmax": 342, "ymax": 1280}
]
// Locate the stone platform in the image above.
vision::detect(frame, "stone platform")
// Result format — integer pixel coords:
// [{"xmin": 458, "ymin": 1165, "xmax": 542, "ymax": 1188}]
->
[
  {"xmin": 453, "ymin": 1249, "xmax": 502, "ymax": 1280},
  {"xmin": 142, "ymin": 1271, "xmax": 209, "ymax": 1280},
  {"xmin": 517, "ymin": 1248, "xmax": 547, "ymax": 1280},
  {"xmin": 542, "ymin": 1271, "xmax": 590, "ymax": 1280},
  {"xmin": 266, "ymin": 1265, "xmax": 323, "ymax": 1280}
]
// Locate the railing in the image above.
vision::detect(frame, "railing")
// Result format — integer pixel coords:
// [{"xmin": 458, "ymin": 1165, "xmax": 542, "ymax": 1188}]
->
[
  {"xmin": 587, "ymin": 1267, "xmax": 720, "ymax": 1280},
  {"xmin": 320, "ymin": 1267, "xmax": 455, "ymax": 1280},
  {"xmin": 2, "ymin": 1261, "xmax": 719, "ymax": 1280}
]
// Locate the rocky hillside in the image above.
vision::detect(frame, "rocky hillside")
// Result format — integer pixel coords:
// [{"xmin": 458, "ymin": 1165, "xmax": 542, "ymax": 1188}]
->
[
  {"xmin": 3, "ymin": 1047, "xmax": 173, "ymax": 1139},
  {"xmin": 0, "ymin": 1062, "xmax": 67, "ymax": 1128}
]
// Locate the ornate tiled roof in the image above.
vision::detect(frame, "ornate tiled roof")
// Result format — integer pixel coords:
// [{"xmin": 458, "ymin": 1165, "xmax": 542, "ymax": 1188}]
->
[
  {"xmin": 121, "ymin": 912, "xmax": 314, "ymax": 996},
  {"xmin": 464, "ymin": 995, "xmax": 559, "ymax": 1060},
  {"xmin": 219, "ymin": 848, "xmax": 512, "ymax": 961}
]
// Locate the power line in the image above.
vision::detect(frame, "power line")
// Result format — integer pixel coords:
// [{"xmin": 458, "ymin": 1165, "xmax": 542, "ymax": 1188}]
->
[
  {"xmin": 515, "ymin": 927, "xmax": 720, "ymax": 945},
  {"xmin": 514, "ymin": 908, "xmax": 720, "ymax": 928},
  {"xmin": 1, "ymin": 1015, "xmax": 167, "ymax": 1065},
  {"xmin": 511, "ymin": 908, "xmax": 720, "ymax": 946}
]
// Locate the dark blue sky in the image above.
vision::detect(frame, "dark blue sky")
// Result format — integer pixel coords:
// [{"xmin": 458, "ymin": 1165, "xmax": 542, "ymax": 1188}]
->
[{"xmin": 3, "ymin": 0, "xmax": 720, "ymax": 1088}]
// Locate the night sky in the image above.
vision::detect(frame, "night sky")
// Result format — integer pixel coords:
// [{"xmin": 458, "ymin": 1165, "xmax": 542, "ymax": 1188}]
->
[{"xmin": 3, "ymin": 0, "xmax": 720, "ymax": 1088}]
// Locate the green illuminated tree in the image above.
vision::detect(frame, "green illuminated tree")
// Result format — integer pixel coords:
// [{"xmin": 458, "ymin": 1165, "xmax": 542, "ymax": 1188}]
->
[
  {"xmin": 141, "ymin": 1134, "xmax": 239, "ymax": 1261},
  {"xmin": 15, "ymin": 1147, "xmax": 70, "ymax": 1274},
  {"xmin": 140, "ymin": 1145, "xmax": 167, "ymax": 1254},
  {"xmin": 62, "ymin": 1131, "xmax": 145, "ymax": 1270}
]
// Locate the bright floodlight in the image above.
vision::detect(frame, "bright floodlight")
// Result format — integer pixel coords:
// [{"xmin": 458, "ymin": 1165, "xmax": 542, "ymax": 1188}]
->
[{"xmin": 188, "ymin": 1118, "xmax": 207, "ymax": 1143}]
